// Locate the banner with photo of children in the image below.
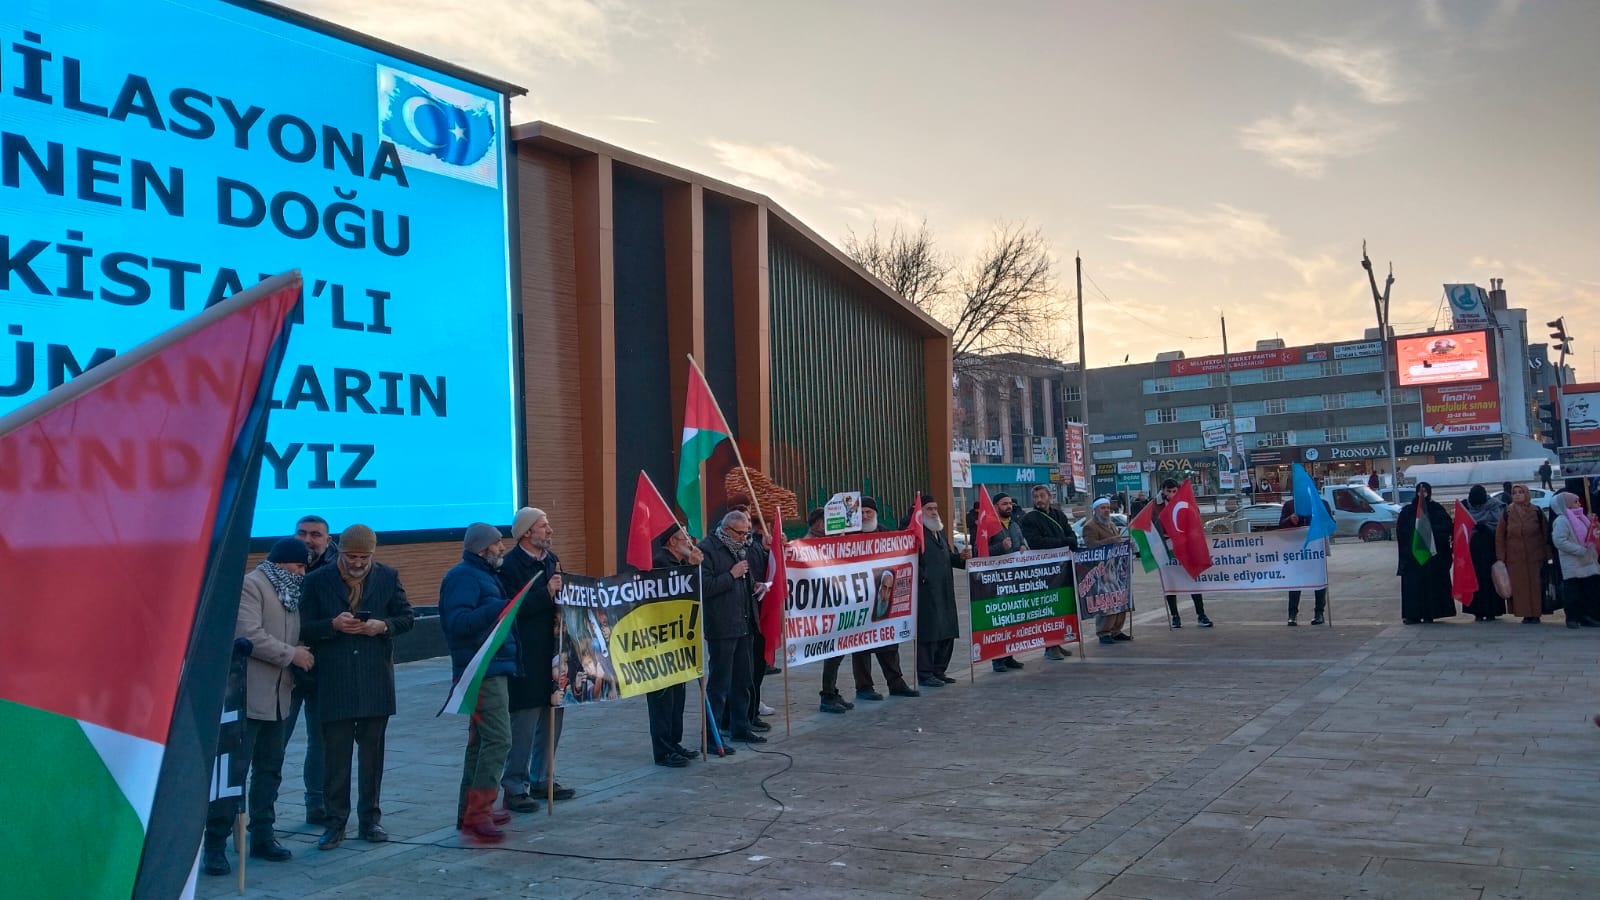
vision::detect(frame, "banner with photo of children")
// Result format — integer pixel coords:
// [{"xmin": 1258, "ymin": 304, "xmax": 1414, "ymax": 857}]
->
[
  {"xmin": 552, "ymin": 565, "xmax": 702, "ymax": 705},
  {"xmin": 1074, "ymin": 542, "xmax": 1134, "ymax": 616}
]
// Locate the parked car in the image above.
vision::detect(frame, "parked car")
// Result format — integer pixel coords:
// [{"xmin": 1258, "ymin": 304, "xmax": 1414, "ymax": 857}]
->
[{"xmin": 1323, "ymin": 484, "xmax": 1400, "ymax": 541}]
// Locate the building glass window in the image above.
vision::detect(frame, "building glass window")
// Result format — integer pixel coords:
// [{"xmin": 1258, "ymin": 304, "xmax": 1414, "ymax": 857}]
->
[
  {"xmin": 1327, "ymin": 426, "xmax": 1348, "ymax": 443},
  {"xmin": 1157, "ymin": 408, "xmax": 1177, "ymax": 423},
  {"xmin": 1264, "ymin": 397, "xmax": 1287, "ymax": 415},
  {"xmin": 1320, "ymin": 361, "xmax": 1339, "ymax": 377},
  {"xmin": 1062, "ymin": 383, "xmax": 1082, "ymax": 403},
  {"xmin": 1210, "ymin": 402, "xmax": 1230, "ymax": 418},
  {"xmin": 1152, "ymin": 438, "xmax": 1180, "ymax": 454},
  {"xmin": 1208, "ymin": 372, "xmax": 1227, "ymax": 388},
  {"xmin": 1259, "ymin": 432, "xmax": 1288, "ymax": 447},
  {"xmin": 1263, "ymin": 367, "xmax": 1284, "ymax": 382},
  {"xmin": 1324, "ymin": 393, "xmax": 1345, "ymax": 410},
  {"xmin": 1341, "ymin": 356, "xmax": 1383, "ymax": 375}
]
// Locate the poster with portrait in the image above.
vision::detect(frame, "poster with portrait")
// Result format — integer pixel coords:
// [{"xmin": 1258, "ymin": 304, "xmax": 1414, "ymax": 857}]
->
[
  {"xmin": 1074, "ymin": 542, "xmax": 1134, "ymax": 616},
  {"xmin": 552, "ymin": 566, "xmax": 702, "ymax": 705},
  {"xmin": 783, "ymin": 530, "xmax": 919, "ymax": 666}
]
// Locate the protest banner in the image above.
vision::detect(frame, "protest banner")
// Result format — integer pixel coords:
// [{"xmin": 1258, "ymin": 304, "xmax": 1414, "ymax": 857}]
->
[
  {"xmin": 967, "ymin": 548, "xmax": 1079, "ymax": 663},
  {"xmin": 784, "ymin": 530, "xmax": 919, "ymax": 666},
  {"xmin": 1154, "ymin": 527, "xmax": 1329, "ymax": 594},
  {"xmin": 1075, "ymin": 542, "xmax": 1134, "ymax": 616},
  {"xmin": 553, "ymin": 566, "xmax": 702, "ymax": 705},
  {"xmin": 825, "ymin": 491, "xmax": 864, "ymax": 534}
]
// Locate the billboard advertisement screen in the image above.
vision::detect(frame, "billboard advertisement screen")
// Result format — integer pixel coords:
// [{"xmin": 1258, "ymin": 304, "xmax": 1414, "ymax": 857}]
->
[
  {"xmin": 1559, "ymin": 383, "xmax": 1600, "ymax": 447},
  {"xmin": 1422, "ymin": 382, "xmax": 1501, "ymax": 435},
  {"xmin": 1394, "ymin": 331, "xmax": 1492, "ymax": 387},
  {"xmin": 2, "ymin": 1, "xmax": 519, "ymax": 536}
]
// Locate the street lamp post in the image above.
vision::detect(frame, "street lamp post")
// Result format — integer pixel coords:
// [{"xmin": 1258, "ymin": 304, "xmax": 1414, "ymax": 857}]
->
[{"xmin": 1361, "ymin": 243, "xmax": 1401, "ymax": 503}]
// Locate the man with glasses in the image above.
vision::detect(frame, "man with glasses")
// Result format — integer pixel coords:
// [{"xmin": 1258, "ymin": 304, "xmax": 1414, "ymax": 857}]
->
[
  {"xmin": 1154, "ymin": 479, "xmax": 1212, "ymax": 628},
  {"xmin": 699, "ymin": 511, "xmax": 764, "ymax": 745}
]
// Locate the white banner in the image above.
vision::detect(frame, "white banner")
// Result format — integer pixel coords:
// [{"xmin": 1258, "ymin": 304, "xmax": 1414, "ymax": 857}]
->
[
  {"xmin": 783, "ymin": 530, "xmax": 920, "ymax": 666},
  {"xmin": 1155, "ymin": 527, "xmax": 1329, "ymax": 593}
]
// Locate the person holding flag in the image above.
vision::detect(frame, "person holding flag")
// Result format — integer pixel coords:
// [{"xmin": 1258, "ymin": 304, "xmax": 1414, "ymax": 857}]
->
[
  {"xmin": 647, "ymin": 524, "xmax": 705, "ymax": 767},
  {"xmin": 497, "ymin": 508, "xmax": 568, "ymax": 814},
  {"xmin": 1395, "ymin": 482, "xmax": 1457, "ymax": 624},
  {"xmin": 1140, "ymin": 479, "xmax": 1214, "ymax": 628},
  {"xmin": 1282, "ymin": 464, "xmax": 1336, "ymax": 626},
  {"xmin": 909, "ymin": 494, "xmax": 968, "ymax": 688}
]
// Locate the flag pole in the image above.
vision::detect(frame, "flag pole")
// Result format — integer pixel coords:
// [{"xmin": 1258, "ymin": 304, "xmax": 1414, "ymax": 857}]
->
[
  {"xmin": 699, "ymin": 676, "xmax": 707, "ymax": 761},
  {"xmin": 548, "ymin": 612, "xmax": 562, "ymax": 818},
  {"xmin": 686, "ymin": 354, "xmax": 771, "ymax": 539},
  {"xmin": 234, "ymin": 812, "xmax": 246, "ymax": 895}
]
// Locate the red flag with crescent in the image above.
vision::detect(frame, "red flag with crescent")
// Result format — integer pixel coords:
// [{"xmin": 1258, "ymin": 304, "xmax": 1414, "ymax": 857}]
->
[
  {"xmin": 1158, "ymin": 479, "xmax": 1213, "ymax": 578},
  {"xmin": 1451, "ymin": 501, "xmax": 1479, "ymax": 605}
]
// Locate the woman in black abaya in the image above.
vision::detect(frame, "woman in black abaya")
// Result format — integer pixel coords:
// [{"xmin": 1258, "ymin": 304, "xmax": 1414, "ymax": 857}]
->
[
  {"xmin": 1395, "ymin": 481, "xmax": 1457, "ymax": 623},
  {"xmin": 1462, "ymin": 484, "xmax": 1508, "ymax": 621}
]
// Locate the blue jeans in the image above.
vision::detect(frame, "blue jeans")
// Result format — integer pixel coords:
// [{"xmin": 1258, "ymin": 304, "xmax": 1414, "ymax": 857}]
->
[
  {"xmin": 283, "ymin": 679, "xmax": 324, "ymax": 810},
  {"xmin": 501, "ymin": 706, "xmax": 563, "ymax": 795}
]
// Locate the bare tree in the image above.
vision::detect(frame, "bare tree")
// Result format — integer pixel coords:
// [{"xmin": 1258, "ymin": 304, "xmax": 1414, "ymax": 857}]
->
[
  {"xmin": 843, "ymin": 220, "xmax": 950, "ymax": 308},
  {"xmin": 847, "ymin": 219, "xmax": 1067, "ymax": 379}
]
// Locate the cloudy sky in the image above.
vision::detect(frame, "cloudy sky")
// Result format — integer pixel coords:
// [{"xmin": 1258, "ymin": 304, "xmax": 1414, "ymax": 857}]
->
[{"xmin": 286, "ymin": 0, "xmax": 1599, "ymax": 373}]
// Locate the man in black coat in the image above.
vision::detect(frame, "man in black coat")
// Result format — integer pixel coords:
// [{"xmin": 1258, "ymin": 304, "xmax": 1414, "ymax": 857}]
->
[
  {"xmin": 285, "ymin": 513, "xmax": 337, "ymax": 824},
  {"xmin": 699, "ymin": 510, "xmax": 762, "ymax": 746},
  {"xmin": 496, "ymin": 507, "xmax": 570, "ymax": 812},
  {"xmin": 1019, "ymin": 485, "xmax": 1079, "ymax": 660},
  {"xmin": 299, "ymin": 524, "xmax": 414, "ymax": 849},
  {"xmin": 648, "ymin": 525, "xmax": 705, "ymax": 767},
  {"xmin": 911, "ymin": 496, "xmax": 968, "ymax": 687}
]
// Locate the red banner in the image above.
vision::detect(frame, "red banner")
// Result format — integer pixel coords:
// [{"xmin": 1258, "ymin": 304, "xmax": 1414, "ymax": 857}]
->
[
  {"xmin": 1066, "ymin": 423, "xmax": 1088, "ymax": 491},
  {"xmin": 1422, "ymin": 382, "xmax": 1501, "ymax": 435},
  {"xmin": 1168, "ymin": 348, "xmax": 1300, "ymax": 376}
]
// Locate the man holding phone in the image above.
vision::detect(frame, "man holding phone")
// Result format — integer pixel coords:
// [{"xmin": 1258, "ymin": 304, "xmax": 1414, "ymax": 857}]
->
[{"xmin": 300, "ymin": 525, "xmax": 415, "ymax": 850}]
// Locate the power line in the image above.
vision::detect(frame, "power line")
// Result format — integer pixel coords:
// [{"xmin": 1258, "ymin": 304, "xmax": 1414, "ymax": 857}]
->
[{"xmin": 1081, "ymin": 271, "xmax": 1217, "ymax": 343}]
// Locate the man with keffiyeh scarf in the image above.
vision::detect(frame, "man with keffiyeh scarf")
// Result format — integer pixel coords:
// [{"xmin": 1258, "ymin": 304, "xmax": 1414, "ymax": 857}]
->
[{"xmin": 201, "ymin": 538, "xmax": 315, "ymax": 876}]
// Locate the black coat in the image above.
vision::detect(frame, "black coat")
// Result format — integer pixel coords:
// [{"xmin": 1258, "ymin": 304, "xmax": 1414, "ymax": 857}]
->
[
  {"xmin": 699, "ymin": 536, "xmax": 755, "ymax": 640},
  {"xmin": 1020, "ymin": 506, "xmax": 1078, "ymax": 551},
  {"xmin": 300, "ymin": 562, "xmax": 415, "ymax": 722},
  {"xmin": 1395, "ymin": 500, "xmax": 1457, "ymax": 620},
  {"xmin": 499, "ymin": 545, "xmax": 559, "ymax": 710},
  {"xmin": 917, "ymin": 527, "xmax": 965, "ymax": 641}
]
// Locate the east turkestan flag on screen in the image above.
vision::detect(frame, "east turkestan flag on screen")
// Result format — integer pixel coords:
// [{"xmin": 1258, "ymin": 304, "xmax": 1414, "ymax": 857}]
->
[
  {"xmin": 676, "ymin": 360, "xmax": 734, "ymax": 538},
  {"xmin": 0, "ymin": 274, "xmax": 300, "ymax": 898}
]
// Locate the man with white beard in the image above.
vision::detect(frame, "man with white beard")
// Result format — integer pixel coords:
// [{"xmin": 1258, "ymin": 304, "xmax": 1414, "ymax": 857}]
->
[
  {"xmin": 851, "ymin": 498, "xmax": 919, "ymax": 701},
  {"xmin": 910, "ymin": 495, "xmax": 968, "ymax": 688}
]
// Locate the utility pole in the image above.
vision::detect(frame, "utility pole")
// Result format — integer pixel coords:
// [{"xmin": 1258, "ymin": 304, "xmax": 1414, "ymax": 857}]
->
[
  {"xmin": 1221, "ymin": 315, "xmax": 1239, "ymax": 512},
  {"xmin": 1361, "ymin": 242, "xmax": 1401, "ymax": 503},
  {"xmin": 1076, "ymin": 253, "xmax": 1088, "ymax": 428},
  {"xmin": 1549, "ymin": 317, "xmax": 1574, "ymax": 448}
]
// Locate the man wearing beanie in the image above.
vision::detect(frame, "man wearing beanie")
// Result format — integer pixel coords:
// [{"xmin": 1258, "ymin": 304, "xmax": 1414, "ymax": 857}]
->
[
  {"xmin": 201, "ymin": 539, "xmax": 314, "ymax": 876},
  {"xmin": 301, "ymin": 524, "xmax": 414, "ymax": 850},
  {"xmin": 987, "ymin": 492, "xmax": 1029, "ymax": 673},
  {"xmin": 496, "ymin": 507, "xmax": 572, "ymax": 812},
  {"xmin": 1020, "ymin": 484, "xmax": 1080, "ymax": 660},
  {"xmin": 649, "ymin": 523, "xmax": 704, "ymax": 767},
  {"xmin": 440, "ymin": 523, "xmax": 520, "ymax": 843}
]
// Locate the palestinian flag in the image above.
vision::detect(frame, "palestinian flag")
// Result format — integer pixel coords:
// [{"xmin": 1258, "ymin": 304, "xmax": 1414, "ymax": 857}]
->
[
  {"xmin": 439, "ymin": 579, "xmax": 537, "ymax": 715},
  {"xmin": 1128, "ymin": 498, "xmax": 1164, "ymax": 573},
  {"xmin": 1411, "ymin": 497, "xmax": 1437, "ymax": 566},
  {"xmin": 676, "ymin": 359, "xmax": 735, "ymax": 537},
  {"xmin": 0, "ymin": 274, "xmax": 300, "ymax": 897}
]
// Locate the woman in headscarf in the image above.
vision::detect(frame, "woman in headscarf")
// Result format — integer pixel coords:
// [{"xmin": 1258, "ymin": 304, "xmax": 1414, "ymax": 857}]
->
[
  {"xmin": 1549, "ymin": 491, "xmax": 1600, "ymax": 629},
  {"xmin": 1461, "ymin": 485, "xmax": 1507, "ymax": 621},
  {"xmin": 1394, "ymin": 481, "xmax": 1456, "ymax": 623},
  {"xmin": 1496, "ymin": 484, "xmax": 1551, "ymax": 623}
]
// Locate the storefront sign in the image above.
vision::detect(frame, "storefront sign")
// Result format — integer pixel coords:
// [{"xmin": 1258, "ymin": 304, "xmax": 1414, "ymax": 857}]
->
[
  {"xmin": 971, "ymin": 464, "xmax": 1050, "ymax": 485},
  {"xmin": 1397, "ymin": 435, "xmax": 1506, "ymax": 462},
  {"xmin": 1422, "ymin": 382, "xmax": 1501, "ymax": 435},
  {"xmin": 1066, "ymin": 423, "xmax": 1088, "ymax": 491},
  {"xmin": 1168, "ymin": 348, "xmax": 1300, "ymax": 376},
  {"xmin": 1092, "ymin": 449, "xmax": 1133, "ymax": 460},
  {"xmin": 1089, "ymin": 431, "xmax": 1140, "ymax": 444},
  {"xmin": 1030, "ymin": 435, "xmax": 1059, "ymax": 464},
  {"xmin": 1115, "ymin": 461, "xmax": 1142, "ymax": 475},
  {"xmin": 1334, "ymin": 341, "xmax": 1383, "ymax": 359}
]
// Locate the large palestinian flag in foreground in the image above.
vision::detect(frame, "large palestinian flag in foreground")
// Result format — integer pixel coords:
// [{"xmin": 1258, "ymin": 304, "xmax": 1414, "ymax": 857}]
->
[{"xmin": 0, "ymin": 273, "xmax": 300, "ymax": 897}]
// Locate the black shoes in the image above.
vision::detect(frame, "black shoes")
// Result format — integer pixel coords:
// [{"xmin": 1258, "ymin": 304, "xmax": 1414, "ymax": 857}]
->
[
  {"xmin": 765, "ymin": 665, "xmax": 781, "ymax": 675},
  {"xmin": 820, "ymin": 696, "xmax": 849, "ymax": 713},
  {"xmin": 673, "ymin": 744, "xmax": 700, "ymax": 760},
  {"xmin": 317, "ymin": 827, "xmax": 345, "ymax": 851},
  {"xmin": 503, "ymin": 792, "xmax": 539, "ymax": 813},
  {"xmin": 1004, "ymin": 657, "xmax": 1024, "ymax": 669},
  {"xmin": 732, "ymin": 731, "xmax": 768, "ymax": 743},
  {"xmin": 917, "ymin": 676, "xmax": 945, "ymax": 688},
  {"xmin": 1196, "ymin": 615, "xmax": 1213, "ymax": 628},
  {"xmin": 1311, "ymin": 614, "xmax": 1324, "ymax": 625},
  {"xmin": 657, "ymin": 753, "xmax": 690, "ymax": 768},
  {"xmin": 249, "ymin": 838, "xmax": 293, "ymax": 861},
  {"xmin": 1113, "ymin": 633, "xmax": 1132, "ymax": 641},
  {"xmin": 748, "ymin": 718, "xmax": 772, "ymax": 731},
  {"xmin": 359, "ymin": 825, "xmax": 388, "ymax": 843},
  {"xmin": 1170, "ymin": 615, "xmax": 1182, "ymax": 628},
  {"xmin": 534, "ymin": 783, "xmax": 577, "ymax": 801},
  {"xmin": 938, "ymin": 674, "xmax": 957, "ymax": 684},
  {"xmin": 202, "ymin": 846, "xmax": 230, "ymax": 876},
  {"xmin": 856, "ymin": 688, "xmax": 885, "ymax": 701},
  {"xmin": 888, "ymin": 684, "xmax": 921, "ymax": 697},
  {"xmin": 992, "ymin": 661, "xmax": 1007, "ymax": 673},
  {"xmin": 1523, "ymin": 617, "xmax": 1540, "ymax": 624},
  {"xmin": 1287, "ymin": 619, "xmax": 1297, "ymax": 627}
]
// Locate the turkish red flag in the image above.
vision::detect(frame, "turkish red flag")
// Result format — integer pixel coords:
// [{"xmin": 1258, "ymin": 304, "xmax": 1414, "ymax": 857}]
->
[
  {"xmin": 974, "ymin": 486, "xmax": 1002, "ymax": 558},
  {"xmin": 1157, "ymin": 479, "xmax": 1213, "ymax": 577},
  {"xmin": 908, "ymin": 492, "xmax": 926, "ymax": 551},
  {"xmin": 626, "ymin": 471, "xmax": 679, "ymax": 571},
  {"xmin": 1451, "ymin": 501, "xmax": 1479, "ymax": 606},
  {"xmin": 761, "ymin": 507, "xmax": 787, "ymax": 664}
]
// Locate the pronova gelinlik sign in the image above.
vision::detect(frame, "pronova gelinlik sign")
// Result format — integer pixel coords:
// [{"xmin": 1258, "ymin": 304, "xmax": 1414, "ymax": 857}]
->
[{"xmin": 0, "ymin": 1, "xmax": 520, "ymax": 535}]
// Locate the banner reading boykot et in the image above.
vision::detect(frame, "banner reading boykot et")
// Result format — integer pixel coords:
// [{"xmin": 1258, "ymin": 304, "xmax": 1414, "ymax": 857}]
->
[
  {"xmin": 1155, "ymin": 528, "xmax": 1328, "ymax": 594},
  {"xmin": 553, "ymin": 566, "xmax": 702, "ymax": 705},
  {"xmin": 783, "ymin": 530, "xmax": 919, "ymax": 666},
  {"xmin": 1075, "ymin": 542, "xmax": 1134, "ymax": 616},
  {"xmin": 967, "ymin": 548, "xmax": 1079, "ymax": 662}
]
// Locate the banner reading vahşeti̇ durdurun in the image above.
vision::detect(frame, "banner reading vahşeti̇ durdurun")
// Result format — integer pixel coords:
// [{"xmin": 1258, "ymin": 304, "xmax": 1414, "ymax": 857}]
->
[
  {"xmin": 554, "ymin": 566, "xmax": 702, "ymax": 704},
  {"xmin": 783, "ymin": 530, "xmax": 919, "ymax": 666}
]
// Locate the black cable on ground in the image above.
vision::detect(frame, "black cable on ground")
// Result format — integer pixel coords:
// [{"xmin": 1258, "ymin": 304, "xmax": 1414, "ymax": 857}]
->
[{"xmin": 279, "ymin": 740, "xmax": 796, "ymax": 864}]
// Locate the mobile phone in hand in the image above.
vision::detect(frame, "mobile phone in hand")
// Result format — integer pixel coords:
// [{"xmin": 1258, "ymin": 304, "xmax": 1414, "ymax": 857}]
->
[{"xmin": 355, "ymin": 612, "xmax": 373, "ymax": 621}]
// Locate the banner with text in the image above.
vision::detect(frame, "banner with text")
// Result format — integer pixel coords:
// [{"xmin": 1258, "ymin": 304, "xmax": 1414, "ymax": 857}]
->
[
  {"xmin": 1155, "ymin": 528, "xmax": 1328, "ymax": 594},
  {"xmin": 967, "ymin": 548, "xmax": 1079, "ymax": 662},
  {"xmin": 553, "ymin": 566, "xmax": 702, "ymax": 705},
  {"xmin": 1075, "ymin": 542, "xmax": 1134, "ymax": 616},
  {"xmin": 784, "ymin": 530, "xmax": 920, "ymax": 666},
  {"xmin": 1422, "ymin": 382, "xmax": 1501, "ymax": 435}
]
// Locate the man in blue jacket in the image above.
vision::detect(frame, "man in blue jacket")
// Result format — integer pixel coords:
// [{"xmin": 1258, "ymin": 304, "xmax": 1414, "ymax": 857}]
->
[{"xmin": 439, "ymin": 523, "xmax": 519, "ymax": 844}]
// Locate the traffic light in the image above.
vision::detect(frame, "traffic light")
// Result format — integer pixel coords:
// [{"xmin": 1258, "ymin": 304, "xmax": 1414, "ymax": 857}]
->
[{"xmin": 1549, "ymin": 318, "xmax": 1572, "ymax": 355}]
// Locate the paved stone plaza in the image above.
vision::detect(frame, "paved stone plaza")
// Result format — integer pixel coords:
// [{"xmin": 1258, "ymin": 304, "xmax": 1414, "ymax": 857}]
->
[{"xmin": 199, "ymin": 541, "xmax": 1600, "ymax": 899}]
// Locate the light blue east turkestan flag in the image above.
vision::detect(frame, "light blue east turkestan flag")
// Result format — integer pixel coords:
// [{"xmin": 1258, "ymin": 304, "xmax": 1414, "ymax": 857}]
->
[{"xmin": 1291, "ymin": 463, "xmax": 1337, "ymax": 547}]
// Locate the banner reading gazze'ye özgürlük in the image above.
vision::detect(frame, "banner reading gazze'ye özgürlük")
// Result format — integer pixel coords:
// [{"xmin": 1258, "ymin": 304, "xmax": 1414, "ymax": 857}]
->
[{"xmin": 554, "ymin": 566, "xmax": 702, "ymax": 705}]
